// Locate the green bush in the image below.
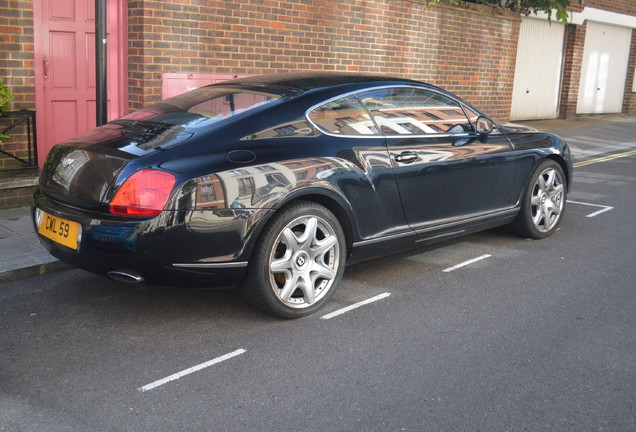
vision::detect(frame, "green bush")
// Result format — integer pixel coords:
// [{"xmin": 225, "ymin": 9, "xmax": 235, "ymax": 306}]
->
[
  {"xmin": 0, "ymin": 78, "xmax": 14, "ymax": 143},
  {"xmin": 0, "ymin": 78, "xmax": 14, "ymax": 113}
]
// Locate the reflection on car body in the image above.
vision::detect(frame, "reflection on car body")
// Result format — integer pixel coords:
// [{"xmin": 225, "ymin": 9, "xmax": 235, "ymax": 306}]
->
[{"xmin": 33, "ymin": 72, "xmax": 572, "ymax": 318}]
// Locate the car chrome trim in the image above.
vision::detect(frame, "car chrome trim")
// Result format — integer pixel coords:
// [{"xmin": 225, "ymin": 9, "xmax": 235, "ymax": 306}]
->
[
  {"xmin": 352, "ymin": 230, "xmax": 416, "ymax": 247},
  {"xmin": 415, "ymin": 229, "xmax": 466, "ymax": 242},
  {"xmin": 172, "ymin": 262, "xmax": 249, "ymax": 269},
  {"xmin": 413, "ymin": 208, "xmax": 519, "ymax": 234},
  {"xmin": 305, "ymin": 84, "xmax": 493, "ymax": 139}
]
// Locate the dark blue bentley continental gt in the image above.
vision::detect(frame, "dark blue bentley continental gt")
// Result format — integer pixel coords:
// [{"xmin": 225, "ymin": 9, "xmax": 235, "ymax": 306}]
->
[{"xmin": 33, "ymin": 73, "xmax": 572, "ymax": 317}]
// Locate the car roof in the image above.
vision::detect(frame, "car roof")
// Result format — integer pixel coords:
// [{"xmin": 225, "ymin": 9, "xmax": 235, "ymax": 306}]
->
[{"xmin": 221, "ymin": 72, "xmax": 425, "ymax": 92}]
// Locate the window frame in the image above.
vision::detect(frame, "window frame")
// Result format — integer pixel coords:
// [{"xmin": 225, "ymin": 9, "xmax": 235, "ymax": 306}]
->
[
  {"xmin": 237, "ymin": 177, "xmax": 255, "ymax": 197},
  {"xmin": 200, "ymin": 184, "xmax": 216, "ymax": 203},
  {"xmin": 305, "ymin": 85, "xmax": 490, "ymax": 139}
]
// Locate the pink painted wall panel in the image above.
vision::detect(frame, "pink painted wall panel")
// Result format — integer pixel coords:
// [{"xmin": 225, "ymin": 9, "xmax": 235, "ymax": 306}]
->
[
  {"xmin": 49, "ymin": 0, "xmax": 75, "ymax": 20},
  {"xmin": 50, "ymin": 31, "xmax": 76, "ymax": 90},
  {"xmin": 86, "ymin": 32, "xmax": 96, "ymax": 89},
  {"xmin": 51, "ymin": 100, "xmax": 78, "ymax": 144},
  {"xmin": 84, "ymin": 0, "xmax": 95, "ymax": 21},
  {"xmin": 86, "ymin": 99, "xmax": 96, "ymax": 131}
]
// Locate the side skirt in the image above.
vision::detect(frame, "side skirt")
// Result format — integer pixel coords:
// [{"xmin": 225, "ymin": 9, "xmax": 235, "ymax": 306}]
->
[{"xmin": 347, "ymin": 208, "xmax": 519, "ymax": 265}]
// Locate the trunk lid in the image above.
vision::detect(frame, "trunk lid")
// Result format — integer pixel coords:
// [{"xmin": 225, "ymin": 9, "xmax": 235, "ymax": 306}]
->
[{"xmin": 39, "ymin": 122, "xmax": 192, "ymax": 210}]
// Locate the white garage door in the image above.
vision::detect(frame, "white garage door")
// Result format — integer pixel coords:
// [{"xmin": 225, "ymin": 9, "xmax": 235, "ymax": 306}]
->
[
  {"xmin": 577, "ymin": 22, "xmax": 632, "ymax": 114},
  {"xmin": 511, "ymin": 18, "xmax": 565, "ymax": 120}
]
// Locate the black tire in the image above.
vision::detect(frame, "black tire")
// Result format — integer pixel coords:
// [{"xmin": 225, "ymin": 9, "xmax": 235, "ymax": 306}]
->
[
  {"xmin": 512, "ymin": 159, "xmax": 567, "ymax": 239},
  {"xmin": 241, "ymin": 201, "xmax": 346, "ymax": 318}
]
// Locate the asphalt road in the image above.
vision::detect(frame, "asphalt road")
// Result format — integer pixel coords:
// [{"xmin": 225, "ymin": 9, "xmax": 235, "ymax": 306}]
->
[{"xmin": 2, "ymin": 131, "xmax": 635, "ymax": 431}]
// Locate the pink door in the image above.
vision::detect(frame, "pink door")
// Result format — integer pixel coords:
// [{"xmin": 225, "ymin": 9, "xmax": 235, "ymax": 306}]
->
[{"xmin": 34, "ymin": 0, "xmax": 127, "ymax": 166}]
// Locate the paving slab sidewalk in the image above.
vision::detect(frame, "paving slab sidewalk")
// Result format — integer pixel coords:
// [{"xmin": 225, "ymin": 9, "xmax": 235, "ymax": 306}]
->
[{"xmin": 1, "ymin": 113, "xmax": 634, "ymax": 284}]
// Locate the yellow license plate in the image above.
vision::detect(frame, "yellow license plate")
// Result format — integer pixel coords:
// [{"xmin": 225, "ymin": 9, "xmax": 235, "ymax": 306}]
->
[{"xmin": 38, "ymin": 211, "xmax": 81, "ymax": 250}]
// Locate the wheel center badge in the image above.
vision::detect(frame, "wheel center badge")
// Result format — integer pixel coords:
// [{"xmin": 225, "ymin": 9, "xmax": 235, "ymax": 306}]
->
[{"xmin": 294, "ymin": 251, "xmax": 310, "ymax": 269}]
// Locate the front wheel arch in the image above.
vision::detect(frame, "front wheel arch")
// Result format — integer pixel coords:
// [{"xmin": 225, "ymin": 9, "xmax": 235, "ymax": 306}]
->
[{"xmin": 546, "ymin": 154, "xmax": 572, "ymax": 190}]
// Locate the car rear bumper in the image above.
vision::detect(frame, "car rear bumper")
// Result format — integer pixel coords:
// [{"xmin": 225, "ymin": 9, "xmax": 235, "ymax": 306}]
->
[{"xmin": 32, "ymin": 190, "xmax": 249, "ymax": 287}]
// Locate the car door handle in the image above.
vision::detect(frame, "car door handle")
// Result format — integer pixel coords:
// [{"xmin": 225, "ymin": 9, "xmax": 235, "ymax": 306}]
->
[{"xmin": 394, "ymin": 152, "xmax": 419, "ymax": 163}]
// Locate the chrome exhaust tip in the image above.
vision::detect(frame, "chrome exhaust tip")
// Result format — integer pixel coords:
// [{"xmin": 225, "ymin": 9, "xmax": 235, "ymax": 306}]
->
[{"xmin": 107, "ymin": 270, "xmax": 145, "ymax": 284}]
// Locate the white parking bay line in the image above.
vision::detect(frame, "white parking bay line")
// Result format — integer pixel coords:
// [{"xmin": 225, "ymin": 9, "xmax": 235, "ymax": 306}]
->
[
  {"xmin": 567, "ymin": 200, "xmax": 614, "ymax": 218},
  {"xmin": 138, "ymin": 349, "xmax": 246, "ymax": 393},
  {"xmin": 442, "ymin": 254, "xmax": 491, "ymax": 273},
  {"xmin": 321, "ymin": 293, "xmax": 391, "ymax": 320}
]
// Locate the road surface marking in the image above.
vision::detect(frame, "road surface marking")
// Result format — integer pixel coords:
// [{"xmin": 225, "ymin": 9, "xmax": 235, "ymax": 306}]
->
[
  {"xmin": 567, "ymin": 200, "xmax": 614, "ymax": 218},
  {"xmin": 573, "ymin": 149, "xmax": 636, "ymax": 168},
  {"xmin": 138, "ymin": 349, "xmax": 246, "ymax": 392},
  {"xmin": 321, "ymin": 293, "xmax": 391, "ymax": 320},
  {"xmin": 442, "ymin": 254, "xmax": 491, "ymax": 273}
]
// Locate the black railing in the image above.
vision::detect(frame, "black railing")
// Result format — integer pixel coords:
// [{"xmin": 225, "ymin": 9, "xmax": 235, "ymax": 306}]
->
[{"xmin": 0, "ymin": 110, "xmax": 38, "ymax": 173}]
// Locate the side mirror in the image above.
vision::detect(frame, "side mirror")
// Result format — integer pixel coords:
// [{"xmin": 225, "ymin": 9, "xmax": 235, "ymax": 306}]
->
[{"xmin": 475, "ymin": 116, "xmax": 494, "ymax": 135}]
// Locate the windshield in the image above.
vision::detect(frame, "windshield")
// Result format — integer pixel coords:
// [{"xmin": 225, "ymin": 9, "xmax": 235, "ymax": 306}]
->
[{"xmin": 119, "ymin": 85, "xmax": 299, "ymax": 128}]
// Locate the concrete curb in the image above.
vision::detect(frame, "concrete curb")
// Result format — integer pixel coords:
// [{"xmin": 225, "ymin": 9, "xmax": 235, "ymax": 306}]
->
[{"xmin": 0, "ymin": 260, "xmax": 73, "ymax": 285}]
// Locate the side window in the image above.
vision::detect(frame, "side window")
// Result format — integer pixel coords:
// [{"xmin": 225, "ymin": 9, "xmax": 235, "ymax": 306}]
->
[
  {"xmin": 358, "ymin": 87, "xmax": 473, "ymax": 135},
  {"xmin": 308, "ymin": 96, "xmax": 378, "ymax": 135}
]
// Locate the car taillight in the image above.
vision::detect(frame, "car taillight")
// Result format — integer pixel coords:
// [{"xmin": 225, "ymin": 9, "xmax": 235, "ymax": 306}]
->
[{"xmin": 109, "ymin": 169, "xmax": 176, "ymax": 217}]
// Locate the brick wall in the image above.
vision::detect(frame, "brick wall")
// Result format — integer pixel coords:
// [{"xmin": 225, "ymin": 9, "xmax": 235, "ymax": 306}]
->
[
  {"xmin": 559, "ymin": 23, "xmax": 587, "ymax": 120},
  {"xmin": 0, "ymin": 0, "xmax": 35, "ymax": 110},
  {"xmin": 0, "ymin": 112, "xmax": 35, "ymax": 170},
  {"xmin": 127, "ymin": 0, "xmax": 521, "ymax": 122},
  {"xmin": 624, "ymin": 31, "xmax": 636, "ymax": 114},
  {"xmin": 0, "ymin": 181, "xmax": 37, "ymax": 208},
  {"xmin": 0, "ymin": 0, "xmax": 36, "ymax": 195},
  {"xmin": 576, "ymin": 0, "xmax": 636, "ymax": 16}
]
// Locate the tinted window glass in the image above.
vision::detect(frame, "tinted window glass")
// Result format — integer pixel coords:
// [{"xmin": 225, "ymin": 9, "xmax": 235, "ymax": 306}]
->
[
  {"xmin": 308, "ymin": 96, "xmax": 378, "ymax": 135},
  {"xmin": 359, "ymin": 88, "xmax": 473, "ymax": 135},
  {"xmin": 120, "ymin": 86, "xmax": 296, "ymax": 127}
]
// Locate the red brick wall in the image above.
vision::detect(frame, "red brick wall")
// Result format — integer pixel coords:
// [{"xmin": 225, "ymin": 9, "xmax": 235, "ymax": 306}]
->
[
  {"xmin": 559, "ymin": 23, "xmax": 587, "ymax": 120},
  {"xmin": 624, "ymin": 31, "xmax": 636, "ymax": 114},
  {"xmin": 1, "ymin": 0, "xmax": 635, "ymax": 144},
  {"xmin": 0, "ymin": 182, "xmax": 37, "ymax": 208},
  {"xmin": 0, "ymin": 0, "xmax": 35, "ymax": 110},
  {"xmin": 126, "ymin": 0, "xmax": 521, "ymax": 122},
  {"xmin": 0, "ymin": 112, "xmax": 35, "ymax": 170},
  {"xmin": 0, "ymin": 0, "xmax": 35, "ymax": 178},
  {"xmin": 575, "ymin": 0, "xmax": 636, "ymax": 16}
]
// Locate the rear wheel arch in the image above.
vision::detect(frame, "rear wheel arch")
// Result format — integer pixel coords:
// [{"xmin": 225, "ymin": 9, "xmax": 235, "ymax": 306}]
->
[
  {"xmin": 241, "ymin": 199, "xmax": 348, "ymax": 318},
  {"xmin": 244, "ymin": 189, "xmax": 357, "ymax": 264},
  {"xmin": 286, "ymin": 193, "xmax": 354, "ymax": 256}
]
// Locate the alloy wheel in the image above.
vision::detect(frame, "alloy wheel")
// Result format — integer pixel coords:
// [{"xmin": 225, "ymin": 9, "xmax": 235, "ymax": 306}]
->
[
  {"xmin": 530, "ymin": 167, "xmax": 565, "ymax": 233},
  {"xmin": 268, "ymin": 215, "xmax": 340, "ymax": 309}
]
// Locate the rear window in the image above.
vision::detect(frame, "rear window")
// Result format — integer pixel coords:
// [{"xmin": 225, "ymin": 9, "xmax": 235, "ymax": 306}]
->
[{"xmin": 120, "ymin": 85, "xmax": 298, "ymax": 127}]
